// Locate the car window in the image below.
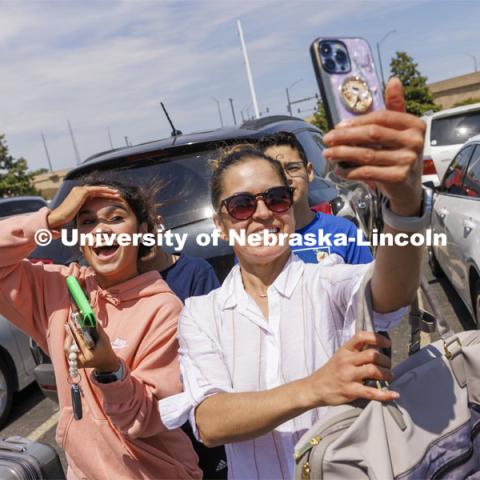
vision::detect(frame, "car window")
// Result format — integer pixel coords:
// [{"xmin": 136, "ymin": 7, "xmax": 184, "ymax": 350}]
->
[
  {"xmin": 431, "ymin": 111, "xmax": 480, "ymax": 146},
  {"xmin": 52, "ymin": 150, "xmax": 215, "ymax": 230},
  {"xmin": 462, "ymin": 144, "xmax": 480, "ymax": 198},
  {"xmin": 294, "ymin": 131, "xmax": 327, "ymax": 176},
  {"xmin": 442, "ymin": 145, "xmax": 475, "ymax": 194},
  {"xmin": 0, "ymin": 199, "xmax": 47, "ymax": 218}
]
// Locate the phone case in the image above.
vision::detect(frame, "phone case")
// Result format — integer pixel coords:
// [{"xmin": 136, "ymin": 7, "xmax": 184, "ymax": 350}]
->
[{"xmin": 310, "ymin": 37, "xmax": 384, "ymax": 129}]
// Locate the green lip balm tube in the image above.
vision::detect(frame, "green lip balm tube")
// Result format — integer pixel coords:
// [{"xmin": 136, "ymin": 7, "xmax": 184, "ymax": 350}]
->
[{"xmin": 66, "ymin": 276, "xmax": 97, "ymax": 328}]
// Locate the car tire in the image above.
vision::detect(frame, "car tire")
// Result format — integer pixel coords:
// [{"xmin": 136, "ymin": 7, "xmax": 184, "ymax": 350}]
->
[
  {"xmin": 427, "ymin": 246, "xmax": 444, "ymax": 278},
  {"xmin": 472, "ymin": 278, "xmax": 480, "ymax": 326},
  {"xmin": 0, "ymin": 356, "xmax": 14, "ymax": 428}
]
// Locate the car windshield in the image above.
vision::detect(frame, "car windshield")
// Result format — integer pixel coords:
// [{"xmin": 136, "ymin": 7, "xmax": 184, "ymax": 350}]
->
[
  {"xmin": 53, "ymin": 150, "xmax": 215, "ymax": 229},
  {"xmin": 431, "ymin": 111, "xmax": 480, "ymax": 146},
  {"xmin": 0, "ymin": 199, "xmax": 46, "ymax": 218}
]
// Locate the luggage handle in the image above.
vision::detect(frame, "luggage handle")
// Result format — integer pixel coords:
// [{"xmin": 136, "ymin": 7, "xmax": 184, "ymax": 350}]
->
[{"xmin": 0, "ymin": 439, "xmax": 26, "ymax": 453}]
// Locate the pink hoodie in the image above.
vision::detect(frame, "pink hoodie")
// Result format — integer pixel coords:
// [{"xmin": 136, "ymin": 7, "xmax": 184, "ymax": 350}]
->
[{"xmin": 0, "ymin": 209, "xmax": 201, "ymax": 480}]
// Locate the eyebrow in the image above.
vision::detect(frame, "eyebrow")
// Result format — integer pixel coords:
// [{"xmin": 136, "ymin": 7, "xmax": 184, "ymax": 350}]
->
[{"xmin": 78, "ymin": 203, "xmax": 129, "ymax": 217}]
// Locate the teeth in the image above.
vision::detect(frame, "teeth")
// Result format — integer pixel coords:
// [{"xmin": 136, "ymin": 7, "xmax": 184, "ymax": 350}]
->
[{"xmin": 255, "ymin": 228, "xmax": 279, "ymax": 236}]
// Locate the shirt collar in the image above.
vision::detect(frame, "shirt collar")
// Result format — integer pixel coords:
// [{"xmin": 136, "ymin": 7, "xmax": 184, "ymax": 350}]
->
[{"xmin": 219, "ymin": 253, "xmax": 304, "ymax": 310}]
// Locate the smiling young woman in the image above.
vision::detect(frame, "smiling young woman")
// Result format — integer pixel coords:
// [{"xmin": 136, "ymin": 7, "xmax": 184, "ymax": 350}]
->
[
  {"xmin": 163, "ymin": 79, "xmax": 428, "ymax": 479},
  {"xmin": 0, "ymin": 173, "xmax": 201, "ymax": 480}
]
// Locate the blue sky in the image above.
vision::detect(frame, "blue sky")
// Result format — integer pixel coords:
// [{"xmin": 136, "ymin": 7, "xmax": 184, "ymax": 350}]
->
[{"xmin": 0, "ymin": 0, "xmax": 478, "ymax": 171}]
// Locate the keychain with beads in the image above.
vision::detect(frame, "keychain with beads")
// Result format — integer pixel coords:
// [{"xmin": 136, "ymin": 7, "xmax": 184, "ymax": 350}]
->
[
  {"xmin": 66, "ymin": 316, "xmax": 84, "ymax": 421},
  {"xmin": 68, "ymin": 342, "xmax": 83, "ymax": 420}
]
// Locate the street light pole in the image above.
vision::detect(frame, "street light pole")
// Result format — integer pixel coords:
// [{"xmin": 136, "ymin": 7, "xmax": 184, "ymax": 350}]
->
[
  {"xmin": 237, "ymin": 20, "xmax": 260, "ymax": 119},
  {"xmin": 286, "ymin": 78, "xmax": 303, "ymax": 116},
  {"xmin": 286, "ymin": 88, "xmax": 292, "ymax": 116},
  {"xmin": 464, "ymin": 53, "xmax": 478, "ymax": 73},
  {"xmin": 376, "ymin": 29, "xmax": 396, "ymax": 90},
  {"xmin": 229, "ymin": 98, "xmax": 237, "ymax": 125},
  {"xmin": 41, "ymin": 132, "xmax": 53, "ymax": 172},
  {"xmin": 212, "ymin": 97, "xmax": 224, "ymax": 127}
]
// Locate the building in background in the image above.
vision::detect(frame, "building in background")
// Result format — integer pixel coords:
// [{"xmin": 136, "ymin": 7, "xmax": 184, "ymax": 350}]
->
[
  {"xmin": 33, "ymin": 169, "xmax": 69, "ymax": 200},
  {"xmin": 429, "ymin": 72, "xmax": 480, "ymax": 109}
]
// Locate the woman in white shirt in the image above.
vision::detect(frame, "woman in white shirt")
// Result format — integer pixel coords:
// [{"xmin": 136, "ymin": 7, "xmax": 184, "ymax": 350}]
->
[{"xmin": 172, "ymin": 78, "xmax": 427, "ymax": 479}]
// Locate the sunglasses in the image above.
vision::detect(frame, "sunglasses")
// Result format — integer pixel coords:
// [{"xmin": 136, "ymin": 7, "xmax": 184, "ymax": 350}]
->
[{"xmin": 220, "ymin": 186, "xmax": 294, "ymax": 221}]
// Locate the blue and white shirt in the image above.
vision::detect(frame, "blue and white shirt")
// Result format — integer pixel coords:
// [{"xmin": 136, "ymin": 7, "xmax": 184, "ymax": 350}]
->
[{"xmin": 292, "ymin": 212, "xmax": 373, "ymax": 265}]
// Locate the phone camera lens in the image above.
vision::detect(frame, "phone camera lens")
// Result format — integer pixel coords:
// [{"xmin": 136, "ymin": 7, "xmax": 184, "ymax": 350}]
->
[
  {"xmin": 335, "ymin": 50, "xmax": 347, "ymax": 63},
  {"xmin": 324, "ymin": 58, "xmax": 336, "ymax": 71},
  {"xmin": 320, "ymin": 43, "xmax": 332, "ymax": 56}
]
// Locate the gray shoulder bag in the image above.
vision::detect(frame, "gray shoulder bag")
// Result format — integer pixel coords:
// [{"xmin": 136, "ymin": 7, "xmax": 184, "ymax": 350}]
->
[{"xmin": 294, "ymin": 270, "xmax": 480, "ymax": 480}]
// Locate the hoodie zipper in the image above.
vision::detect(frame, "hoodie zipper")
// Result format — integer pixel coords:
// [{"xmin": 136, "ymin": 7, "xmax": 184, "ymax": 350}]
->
[{"xmin": 431, "ymin": 420, "xmax": 480, "ymax": 480}]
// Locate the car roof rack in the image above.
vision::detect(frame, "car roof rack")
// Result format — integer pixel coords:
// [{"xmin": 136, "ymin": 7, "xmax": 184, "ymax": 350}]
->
[{"xmin": 240, "ymin": 115, "xmax": 304, "ymax": 129}]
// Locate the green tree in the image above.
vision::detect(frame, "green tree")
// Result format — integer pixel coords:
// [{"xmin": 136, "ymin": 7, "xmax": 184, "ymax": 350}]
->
[
  {"xmin": 311, "ymin": 100, "xmax": 330, "ymax": 133},
  {"xmin": 389, "ymin": 51, "xmax": 440, "ymax": 116},
  {"xmin": 453, "ymin": 97, "xmax": 480, "ymax": 108},
  {"xmin": 0, "ymin": 134, "xmax": 39, "ymax": 197}
]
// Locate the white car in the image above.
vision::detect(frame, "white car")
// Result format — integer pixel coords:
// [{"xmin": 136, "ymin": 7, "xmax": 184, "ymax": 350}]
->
[
  {"xmin": 422, "ymin": 103, "xmax": 480, "ymax": 186},
  {"xmin": 428, "ymin": 134, "xmax": 480, "ymax": 323},
  {"xmin": 0, "ymin": 196, "xmax": 48, "ymax": 426}
]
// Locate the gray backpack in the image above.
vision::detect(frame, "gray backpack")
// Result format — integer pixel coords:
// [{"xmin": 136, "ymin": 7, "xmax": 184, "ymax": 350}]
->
[{"xmin": 294, "ymin": 272, "xmax": 480, "ymax": 480}]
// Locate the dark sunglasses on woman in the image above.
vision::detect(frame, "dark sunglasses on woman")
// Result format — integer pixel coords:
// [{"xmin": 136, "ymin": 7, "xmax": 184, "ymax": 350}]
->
[{"xmin": 220, "ymin": 186, "xmax": 294, "ymax": 221}]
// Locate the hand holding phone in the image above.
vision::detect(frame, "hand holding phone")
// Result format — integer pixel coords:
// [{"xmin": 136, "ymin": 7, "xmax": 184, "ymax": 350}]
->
[
  {"xmin": 312, "ymin": 37, "xmax": 385, "ymax": 171},
  {"xmin": 66, "ymin": 276, "xmax": 98, "ymax": 350}
]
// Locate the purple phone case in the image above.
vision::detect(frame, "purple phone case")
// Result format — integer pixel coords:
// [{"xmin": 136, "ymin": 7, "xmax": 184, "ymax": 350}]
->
[{"xmin": 317, "ymin": 37, "xmax": 384, "ymax": 126}]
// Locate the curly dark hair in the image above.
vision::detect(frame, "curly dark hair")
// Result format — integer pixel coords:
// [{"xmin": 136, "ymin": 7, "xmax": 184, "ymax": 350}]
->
[{"xmin": 77, "ymin": 172, "xmax": 157, "ymax": 258}]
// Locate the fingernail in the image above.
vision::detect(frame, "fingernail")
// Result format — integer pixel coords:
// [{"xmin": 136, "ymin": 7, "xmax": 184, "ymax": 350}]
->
[
  {"xmin": 337, "ymin": 120, "xmax": 351, "ymax": 127},
  {"xmin": 323, "ymin": 133, "xmax": 333, "ymax": 145},
  {"xmin": 391, "ymin": 391, "xmax": 400, "ymax": 399}
]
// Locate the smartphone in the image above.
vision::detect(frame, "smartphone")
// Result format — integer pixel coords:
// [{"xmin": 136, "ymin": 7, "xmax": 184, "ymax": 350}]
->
[{"xmin": 310, "ymin": 37, "xmax": 384, "ymax": 130}]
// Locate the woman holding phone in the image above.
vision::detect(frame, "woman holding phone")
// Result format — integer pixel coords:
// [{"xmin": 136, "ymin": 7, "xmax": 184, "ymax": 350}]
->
[
  {"xmin": 164, "ymin": 78, "xmax": 427, "ymax": 479},
  {"xmin": 0, "ymin": 174, "xmax": 201, "ymax": 479}
]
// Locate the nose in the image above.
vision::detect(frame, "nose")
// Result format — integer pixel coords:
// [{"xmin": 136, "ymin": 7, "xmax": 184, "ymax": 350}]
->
[
  {"xmin": 93, "ymin": 221, "xmax": 113, "ymax": 235},
  {"xmin": 252, "ymin": 198, "xmax": 272, "ymax": 221}
]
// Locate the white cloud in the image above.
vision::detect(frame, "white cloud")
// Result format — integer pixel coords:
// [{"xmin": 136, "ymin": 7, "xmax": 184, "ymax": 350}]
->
[{"xmin": 0, "ymin": 0, "xmax": 478, "ymax": 172}]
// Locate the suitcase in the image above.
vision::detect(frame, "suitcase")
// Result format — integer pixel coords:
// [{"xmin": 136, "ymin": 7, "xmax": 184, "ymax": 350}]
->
[{"xmin": 0, "ymin": 436, "xmax": 65, "ymax": 479}]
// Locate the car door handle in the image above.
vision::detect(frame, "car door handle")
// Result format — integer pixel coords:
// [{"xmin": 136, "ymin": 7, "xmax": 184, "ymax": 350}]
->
[
  {"xmin": 438, "ymin": 208, "xmax": 448, "ymax": 220},
  {"xmin": 464, "ymin": 220, "xmax": 475, "ymax": 234}
]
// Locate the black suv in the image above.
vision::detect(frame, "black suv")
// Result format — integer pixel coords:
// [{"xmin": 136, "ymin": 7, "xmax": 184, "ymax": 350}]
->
[
  {"xmin": 32, "ymin": 115, "xmax": 376, "ymax": 280},
  {"xmin": 30, "ymin": 116, "xmax": 377, "ymax": 400}
]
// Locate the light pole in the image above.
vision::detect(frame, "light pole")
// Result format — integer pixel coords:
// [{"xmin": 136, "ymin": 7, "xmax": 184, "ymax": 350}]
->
[
  {"xmin": 240, "ymin": 104, "xmax": 250, "ymax": 123},
  {"xmin": 237, "ymin": 20, "xmax": 260, "ymax": 119},
  {"xmin": 229, "ymin": 98, "xmax": 237, "ymax": 125},
  {"xmin": 212, "ymin": 97, "xmax": 224, "ymax": 127},
  {"xmin": 376, "ymin": 29, "xmax": 396, "ymax": 91},
  {"xmin": 286, "ymin": 79, "xmax": 303, "ymax": 115},
  {"xmin": 464, "ymin": 53, "xmax": 478, "ymax": 73}
]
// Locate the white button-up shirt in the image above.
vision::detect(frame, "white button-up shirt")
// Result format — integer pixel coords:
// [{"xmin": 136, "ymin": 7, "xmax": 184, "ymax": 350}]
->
[{"xmin": 161, "ymin": 254, "xmax": 404, "ymax": 479}]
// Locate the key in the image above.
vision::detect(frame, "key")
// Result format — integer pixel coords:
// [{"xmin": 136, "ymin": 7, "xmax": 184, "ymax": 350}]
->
[{"xmin": 71, "ymin": 384, "xmax": 83, "ymax": 420}]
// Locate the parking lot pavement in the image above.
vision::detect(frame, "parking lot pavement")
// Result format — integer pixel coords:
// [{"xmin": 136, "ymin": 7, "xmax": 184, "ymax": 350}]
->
[
  {"xmin": 390, "ymin": 259, "xmax": 476, "ymax": 365},
  {"xmin": 0, "ymin": 383, "xmax": 67, "ymax": 472},
  {"xmin": 0, "ymin": 260, "xmax": 476, "ymax": 475}
]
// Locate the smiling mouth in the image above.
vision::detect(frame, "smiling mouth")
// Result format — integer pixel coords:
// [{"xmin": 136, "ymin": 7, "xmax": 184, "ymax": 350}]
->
[
  {"xmin": 92, "ymin": 245, "xmax": 120, "ymax": 259},
  {"xmin": 253, "ymin": 227, "xmax": 280, "ymax": 235}
]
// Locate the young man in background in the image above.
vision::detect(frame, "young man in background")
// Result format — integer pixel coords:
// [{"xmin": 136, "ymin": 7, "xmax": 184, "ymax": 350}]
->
[{"xmin": 260, "ymin": 132, "xmax": 373, "ymax": 265}]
